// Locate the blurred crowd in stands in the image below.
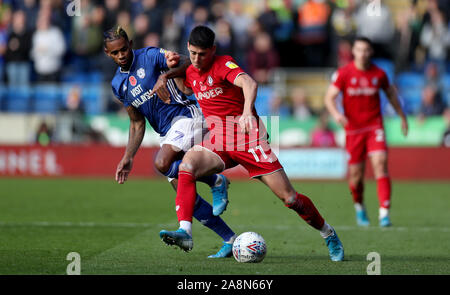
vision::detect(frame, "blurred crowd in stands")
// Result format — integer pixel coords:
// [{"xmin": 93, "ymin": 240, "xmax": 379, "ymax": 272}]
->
[{"xmin": 0, "ymin": 0, "xmax": 449, "ymax": 146}]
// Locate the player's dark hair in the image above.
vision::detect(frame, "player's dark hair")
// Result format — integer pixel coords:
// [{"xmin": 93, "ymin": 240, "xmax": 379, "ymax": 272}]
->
[
  {"xmin": 188, "ymin": 25, "xmax": 215, "ymax": 49},
  {"xmin": 103, "ymin": 25, "xmax": 129, "ymax": 48},
  {"xmin": 352, "ymin": 36, "xmax": 373, "ymax": 48}
]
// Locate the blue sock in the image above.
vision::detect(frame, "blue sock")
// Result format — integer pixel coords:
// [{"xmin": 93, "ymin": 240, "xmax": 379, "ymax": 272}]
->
[
  {"xmin": 198, "ymin": 174, "xmax": 218, "ymax": 187},
  {"xmin": 193, "ymin": 194, "xmax": 235, "ymax": 242},
  {"xmin": 164, "ymin": 160, "xmax": 218, "ymax": 187},
  {"xmin": 162, "ymin": 160, "xmax": 181, "ymax": 178}
]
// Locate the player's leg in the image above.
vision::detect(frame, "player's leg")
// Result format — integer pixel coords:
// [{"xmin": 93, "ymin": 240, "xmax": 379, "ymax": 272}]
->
[
  {"xmin": 159, "ymin": 146, "xmax": 226, "ymax": 251},
  {"xmin": 369, "ymin": 151, "xmax": 391, "ymax": 227},
  {"xmin": 346, "ymin": 132, "xmax": 370, "ymax": 226},
  {"xmin": 258, "ymin": 169, "xmax": 344, "ymax": 261},
  {"xmin": 167, "ymin": 178, "xmax": 235, "ymax": 258},
  {"xmin": 348, "ymin": 163, "xmax": 370, "ymax": 226}
]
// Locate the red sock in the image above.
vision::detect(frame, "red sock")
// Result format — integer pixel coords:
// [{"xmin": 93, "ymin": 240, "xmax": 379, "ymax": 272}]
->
[
  {"xmin": 176, "ymin": 171, "xmax": 197, "ymax": 223},
  {"xmin": 377, "ymin": 176, "xmax": 391, "ymax": 209},
  {"xmin": 286, "ymin": 193, "xmax": 325, "ymax": 230},
  {"xmin": 349, "ymin": 182, "xmax": 364, "ymax": 204}
]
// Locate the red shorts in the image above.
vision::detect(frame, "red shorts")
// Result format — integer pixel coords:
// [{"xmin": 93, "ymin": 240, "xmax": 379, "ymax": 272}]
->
[
  {"xmin": 200, "ymin": 138, "xmax": 283, "ymax": 178},
  {"xmin": 345, "ymin": 126, "xmax": 388, "ymax": 165}
]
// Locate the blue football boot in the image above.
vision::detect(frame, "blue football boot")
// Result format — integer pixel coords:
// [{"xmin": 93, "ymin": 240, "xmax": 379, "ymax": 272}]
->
[
  {"xmin": 159, "ymin": 228, "xmax": 193, "ymax": 252},
  {"xmin": 325, "ymin": 228, "xmax": 345, "ymax": 261},
  {"xmin": 356, "ymin": 209, "xmax": 370, "ymax": 227},
  {"xmin": 211, "ymin": 174, "xmax": 230, "ymax": 216},
  {"xmin": 207, "ymin": 242, "xmax": 233, "ymax": 258},
  {"xmin": 379, "ymin": 215, "xmax": 392, "ymax": 227}
]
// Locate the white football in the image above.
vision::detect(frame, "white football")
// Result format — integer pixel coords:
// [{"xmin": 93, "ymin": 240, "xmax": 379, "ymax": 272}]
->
[{"xmin": 232, "ymin": 232, "xmax": 267, "ymax": 263}]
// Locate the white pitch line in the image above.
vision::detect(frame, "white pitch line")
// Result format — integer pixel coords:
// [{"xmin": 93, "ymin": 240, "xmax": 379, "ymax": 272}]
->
[{"xmin": 0, "ymin": 221, "xmax": 448, "ymax": 232}]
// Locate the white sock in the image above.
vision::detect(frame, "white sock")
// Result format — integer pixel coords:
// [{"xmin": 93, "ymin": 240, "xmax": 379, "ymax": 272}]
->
[
  {"xmin": 354, "ymin": 203, "xmax": 364, "ymax": 212},
  {"xmin": 179, "ymin": 221, "xmax": 192, "ymax": 237},
  {"xmin": 225, "ymin": 234, "xmax": 236, "ymax": 244},
  {"xmin": 319, "ymin": 222, "xmax": 334, "ymax": 239},
  {"xmin": 214, "ymin": 175, "xmax": 223, "ymax": 187},
  {"xmin": 379, "ymin": 207, "xmax": 389, "ymax": 220}
]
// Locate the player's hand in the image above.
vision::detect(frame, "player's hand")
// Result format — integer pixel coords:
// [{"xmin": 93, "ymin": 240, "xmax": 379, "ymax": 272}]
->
[
  {"xmin": 165, "ymin": 51, "xmax": 180, "ymax": 68},
  {"xmin": 239, "ymin": 112, "xmax": 256, "ymax": 134},
  {"xmin": 401, "ymin": 117, "xmax": 408, "ymax": 137},
  {"xmin": 333, "ymin": 113, "xmax": 348, "ymax": 127},
  {"xmin": 151, "ymin": 74, "xmax": 171, "ymax": 104},
  {"xmin": 115, "ymin": 157, "xmax": 133, "ymax": 184}
]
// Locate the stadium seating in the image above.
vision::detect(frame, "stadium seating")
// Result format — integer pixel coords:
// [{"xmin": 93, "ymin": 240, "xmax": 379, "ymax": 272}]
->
[
  {"xmin": 33, "ymin": 84, "xmax": 62, "ymax": 114},
  {"xmin": 80, "ymin": 84, "xmax": 105, "ymax": 115},
  {"xmin": 396, "ymin": 72, "xmax": 425, "ymax": 114},
  {"xmin": 4, "ymin": 86, "xmax": 32, "ymax": 113}
]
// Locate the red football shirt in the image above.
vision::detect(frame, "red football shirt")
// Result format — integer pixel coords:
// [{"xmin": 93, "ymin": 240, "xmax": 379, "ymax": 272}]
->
[
  {"xmin": 332, "ymin": 62, "xmax": 390, "ymax": 131},
  {"xmin": 184, "ymin": 55, "xmax": 263, "ymax": 149}
]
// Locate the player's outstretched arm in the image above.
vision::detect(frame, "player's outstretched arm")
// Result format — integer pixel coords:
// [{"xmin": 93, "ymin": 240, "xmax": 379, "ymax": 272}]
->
[
  {"xmin": 234, "ymin": 73, "xmax": 258, "ymax": 134},
  {"xmin": 152, "ymin": 53, "xmax": 192, "ymax": 103},
  {"xmin": 324, "ymin": 84, "xmax": 348, "ymax": 127},
  {"xmin": 385, "ymin": 85, "xmax": 408, "ymax": 136},
  {"xmin": 116, "ymin": 106, "xmax": 146, "ymax": 184}
]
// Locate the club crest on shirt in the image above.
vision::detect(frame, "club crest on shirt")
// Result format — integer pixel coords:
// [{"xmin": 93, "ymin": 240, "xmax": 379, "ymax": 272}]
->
[
  {"xmin": 137, "ymin": 68, "xmax": 145, "ymax": 79},
  {"xmin": 225, "ymin": 61, "xmax": 239, "ymax": 69},
  {"xmin": 207, "ymin": 75, "xmax": 213, "ymax": 86},
  {"xmin": 372, "ymin": 77, "xmax": 378, "ymax": 86},
  {"xmin": 129, "ymin": 75, "xmax": 137, "ymax": 86}
]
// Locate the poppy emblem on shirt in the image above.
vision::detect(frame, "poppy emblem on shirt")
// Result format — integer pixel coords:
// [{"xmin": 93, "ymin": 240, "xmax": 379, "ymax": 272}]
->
[
  {"xmin": 207, "ymin": 75, "xmax": 213, "ymax": 86},
  {"xmin": 129, "ymin": 76, "xmax": 137, "ymax": 86},
  {"xmin": 137, "ymin": 68, "xmax": 145, "ymax": 79}
]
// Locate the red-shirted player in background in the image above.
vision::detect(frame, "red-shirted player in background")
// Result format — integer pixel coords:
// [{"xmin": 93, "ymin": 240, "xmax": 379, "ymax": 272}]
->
[
  {"xmin": 158, "ymin": 26, "xmax": 344, "ymax": 261},
  {"xmin": 324, "ymin": 37, "xmax": 408, "ymax": 227}
]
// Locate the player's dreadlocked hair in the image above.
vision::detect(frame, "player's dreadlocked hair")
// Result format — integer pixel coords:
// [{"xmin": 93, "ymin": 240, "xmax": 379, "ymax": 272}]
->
[
  {"xmin": 103, "ymin": 25, "xmax": 129, "ymax": 48},
  {"xmin": 188, "ymin": 25, "xmax": 215, "ymax": 49}
]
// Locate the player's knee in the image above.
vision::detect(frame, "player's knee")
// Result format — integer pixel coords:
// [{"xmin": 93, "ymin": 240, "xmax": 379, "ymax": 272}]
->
[
  {"xmin": 179, "ymin": 161, "xmax": 194, "ymax": 173},
  {"xmin": 154, "ymin": 157, "xmax": 171, "ymax": 174}
]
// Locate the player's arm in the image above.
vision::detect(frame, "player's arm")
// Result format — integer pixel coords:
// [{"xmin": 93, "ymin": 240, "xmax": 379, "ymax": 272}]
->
[
  {"xmin": 384, "ymin": 85, "xmax": 408, "ymax": 136},
  {"xmin": 115, "ymin": 106, "xmax": 146, "ymax": 184},
  {"xmin": 152, "ymin": 53, "xmax": 192, "ymax": 103},
  {"xmin": 324, "ymin": 84, "xmax": 348, "ymax": 127},
  {"xmin": 234, "ymin": 73, "xmax": 258, "ymax": 134}
]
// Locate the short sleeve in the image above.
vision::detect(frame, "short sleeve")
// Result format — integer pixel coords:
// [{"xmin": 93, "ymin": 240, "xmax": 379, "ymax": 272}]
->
[
  {"xmin": 145, "ymin": 47, "xmax": 168, "ymax": 71},
  {"xmin": 216, "ymin": 56, "xmax": 246, "ymax": 84},
  {"xmin": 331, "ymin": 69, "xmax": 345, "ymax": 91},
  {"xmin": 379, "ymin": 70, "xmax": 390, "ymax": 90}
]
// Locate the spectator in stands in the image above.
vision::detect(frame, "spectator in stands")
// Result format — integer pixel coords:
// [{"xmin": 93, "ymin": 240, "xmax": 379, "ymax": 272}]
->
[
  {"xmin": 214, "ymin": 18, "xmax": 235, "ymax": 57},
  {"xmin": 419, "ymin": 8, "xmax": 449, "ymax": 65},
  {"xmin": 295, "ymin": 0, "xmax": 331, "ymax": 67},
  {"xmin": 290, "ymin": 87, "xmax": 314, "ymax": 121},
  {"xmin": 132, "ymin": 13, "xmax": 150, "ymax": 49},
  {"xmin": 30, "ymin": 9, "xmax": 66, "ymax": 82},
  {"xmin": 310, "ymin": 110, "xmax": 336, "ymax": 148},
  {"xmin": 103, "ymin": 0, "xmax": 121, "ymax": 31},
  {"xmin": 354, "ymin": 0, "xmax": 395, "ymax": 60},
  {"xmin": 442, "ymin": 108, "xmax": 450, "ymax": 147},
  {"xmin": 424, "ymin": 61, "xmax": 444, "ymax": 95},
  {"xmin": 173, "ymin": 0, "xmax": 194, "ymax": 55},
  {"xmin": 337, "ymin": 38, "xmax": 353, "ymax": 67},
  {"xmin": 269, "ymin": 95, "xmax": 290, "ymax": 118},
  {"xmin": 5, "ymin": 10, "xmax": 31, "ymax": 87},
  {"xmin": 70, "ymin": 0, "xmax": 103, "ymax": 72},
  {"xmin": 418, "ymin": 84, "xmax": 446, "ymax": 119},
  {"xmin": 143, "ymin": 32, "xmax": 160, "ymax": 47},
  {"xmin": 17, "ymin": 0, "xmax": 39, "ymax": 32},
  {"xmin": 142, "ymin": 0, "xmax": 163, "ymax": 35},
  {"xmin": 160, "ymin": 10, "xmax": 181, "ymax": 52},
  {"xmin": 247, "ymin": 31, "xmax": 279, "ymax": 84},
  {"xmin": 394, "ymin": 0, "xmax": 423, "ymax": 72},
  {"xmin": 35, "ymin": 121, "xmax": 53, "ymax": 146},
  {"xmin": 225, "ymin": 0, "xmax": 253, "ymax": 64},
  {"xmin": 0, "ymin": 0, "xmax": 11, "ymax": 82}
]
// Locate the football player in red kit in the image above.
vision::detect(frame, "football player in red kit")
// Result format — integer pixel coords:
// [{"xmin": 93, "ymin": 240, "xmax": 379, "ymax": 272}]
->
[
  {"xmin": 324, "ymin": 37, "xmax": 408, "ymax": 227},
  {"xmin": 158, "ymin": 26, "xmax": 344, "ymax": 261}
]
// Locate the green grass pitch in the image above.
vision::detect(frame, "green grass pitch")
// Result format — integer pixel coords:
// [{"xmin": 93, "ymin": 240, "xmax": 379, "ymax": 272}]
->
[{"xmin": 0, "ymin": 177, "xmax": 448, "ymax": 275}]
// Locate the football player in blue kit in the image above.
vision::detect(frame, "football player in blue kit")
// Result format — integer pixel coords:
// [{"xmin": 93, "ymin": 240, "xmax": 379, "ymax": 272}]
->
[{"xmin": 104, "ymin": 26, "xmax": 234, "ymax": 258}]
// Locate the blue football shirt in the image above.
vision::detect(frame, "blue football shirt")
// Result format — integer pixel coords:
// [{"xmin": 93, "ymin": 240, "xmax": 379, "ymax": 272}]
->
[{"xmin": 111, "ymin": 47, "xmax": 201, "ymax": 136}]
